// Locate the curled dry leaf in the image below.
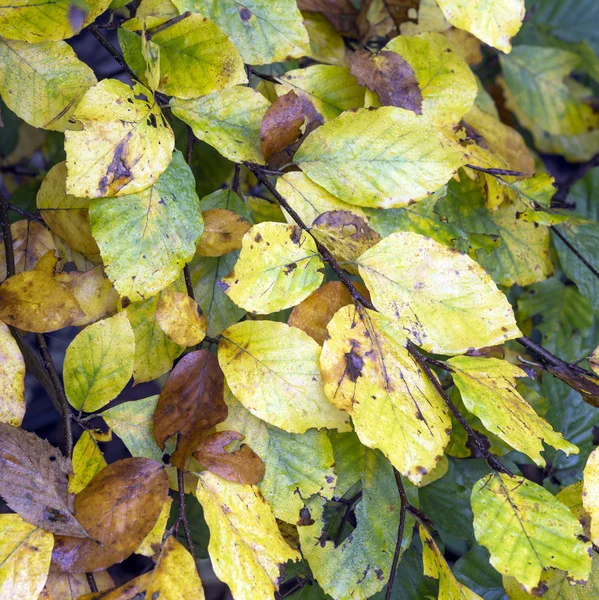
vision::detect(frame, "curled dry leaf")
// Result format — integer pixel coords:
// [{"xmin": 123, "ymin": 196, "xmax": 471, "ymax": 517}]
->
[
  {"xmin": 52, "ymin": 457, "xmax": 169, "ymax": 573},
  {"xmin": 193, "ymin": 430, "xmax": 265, "ymax": 485},
  {"xmin": 0, "ymin": 422, "xmax": 87, "ymax": 537},
  {"xmin": 196, "ymin": 208, "xmax": 252, "ymax": 257},
  {"xmin": 260, "ymin": 90, "xmax": 305, "ymax": 161},
  {"xmin": 153, "ymin": 349, "xmax": 227, "ymax": 469},
  {"xmin": 0, "ymin": 271, "xmax": 84, "ymax": 332},
  {"xmin": 349, "ymin": 49, "xmax": 423, "ymax": 113},
  {"xmin": 155, "ymin": 290, "xmax": 207, "ymax": 347}
]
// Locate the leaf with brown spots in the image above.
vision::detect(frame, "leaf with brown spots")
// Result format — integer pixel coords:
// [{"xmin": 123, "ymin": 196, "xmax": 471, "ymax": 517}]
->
[
  {"xmin": 0, "ymin": 422, "xmax": 88, "ymax": 537},
  {"xmin": 350, "ymin": 49, "xmax": 422, "ymax": 112},
  {"xmin": 192, "ymin": 430, "xmax": 265, "ymax": 485},
  {"xmin": 0, "ymin": 271, "xmax": 84, "ymax": 332},
  {"xmin": 52, "ymin": 457, "xmax": 169, "ymax": 573},
  {"xmin": 196, "ymin": 208, "xmax": 252, "ymax": 257},
  {"xmin": 156, "ymin": 290, "xmax": 207, "ymax": 347},
  {"xmin": 260, "ymin": 90, "xmax": 305, "ymax": 161},
  {"xmin": 153, "ymin": 349, "xmax": 227, "ymax": 469}
]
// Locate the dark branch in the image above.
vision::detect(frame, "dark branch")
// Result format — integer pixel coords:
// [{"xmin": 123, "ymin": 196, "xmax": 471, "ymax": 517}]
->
[
  {"xmin": 86, "ymin": 573, "xmax": 98, "ymax": 593},
  {"xmin": 385, "ymin": 469, "xmax": 408, "ymax": 600},
  {"xmin": 177, "ymin": 468, "xmax": 199, "ymax": 573},
  {"xmin": 465, "ymin": 164, "xmax": 526, "ymax": 177},
  {"xmin": 146, "ymin": 11, "xmax": 191, "ymax": 39},
  {"xmin": 88, "ymin": 25, "xmax": 141, "ymax": 84},
  {"xmin": 551, "ymin": 226, "xmax": 599, "ymax": 281}
]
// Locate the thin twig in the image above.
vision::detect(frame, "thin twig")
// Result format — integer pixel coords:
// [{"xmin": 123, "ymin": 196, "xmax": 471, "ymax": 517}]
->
[
  {"xmin": 385, "ymin": 469, "xmax": 408, "ymax": 600},
  {"xmin": 551, "ymin": 226, "xmax": 599, "ymax": 281},
  {"xmin": 246, "ymin": 67, "xmax": 280, "ymax": 85},
  {"xmin": 465, "ymin": 164, "xmax": 526, "ymax": 177},
  {"xmin": 7, "ymin": 203, "xmax": 43, "ymax": 221},
  {"xmin": 232, "ymin": 164, "xmax": 241, "ymax": 194},
  {"xmin": 0, "ymin": 190, "xmax": 16, "ymax": 277},
  {"xmin": 86, "ymin": 573, "xmax": 98, "ymax": 593},
  {"xmin": 146, "ymin": 11, "xmax": 191, "ymax": 39},
  {"xmin": 177, "ymin": 468, "xmax": 199, "ymax": 574},
  {"xmin": 88, "ymin": 25, "xmax": 141, "ymax": 83},
  {"xmin": 185, "ymin": 125, "xmax": 195, "ymax": 166}
]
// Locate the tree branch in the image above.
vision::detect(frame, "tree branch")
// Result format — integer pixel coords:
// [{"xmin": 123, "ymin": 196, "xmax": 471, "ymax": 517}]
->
[
  {"xmin": 385, "ymin": 469, "xmax": 409, "ymax": 600},
  {"xmin": 146, "ymin": 11, "xmax": 191, "ymax": 39},
  {"xmin": 88, "ymin": 25, "xmax": 141, "ymax": 83},
  {"xmin": 86, "ymin": 573, "xmax": 98, "ymax": 593},
  {"xmin": 177, "ymin": 468, "xmax": 198, "ymax": 572}
]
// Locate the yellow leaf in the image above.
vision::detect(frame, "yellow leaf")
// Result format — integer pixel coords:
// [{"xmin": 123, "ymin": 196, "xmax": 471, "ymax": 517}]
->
[
  {"xmin": 302, "ymin": 11, "xmax": 346, "ymax": 66},
  {"xmin": 420, "ymin": 526, "xmax": 483, "ymax": 599},
  {"xmin": 171, "ymin": 86, "xmax": 270, "ymax": 164},
  {"xmin": 0, "ymin": 38, "xmax": 96, "ymax": 131},
  {"xmin": 321, "ymin": 305, "xmax": 450, "ymax": 485},
  {"xmin": 195, "ymin": 471, "xmax": 300, "ymax": 600},
  {"xmin": 472, "ymin": 473, "xmax": 591, "ymax": 591},
  {"xmin": 136, "ymin": 497, "xmax": 172, "ymax": 558},
  {"xmin": 357, "ymin": 232, "xmax": 521, "ymax": 354},
  {"xmin": 37, "ymin": 162, "xmax": 99, "ymax": 256},
  {"xmin": 219, "ymin": 320, "xmax": 351, "ymax": 434},
  {"xmin": 0, "ymin": 321, "xmax": 24, "ymax": 427},
  {"xmin": 0, "ymin": 514, "xmax": 53, "ymax": 600},
  {"xmin": 123, "ymin": 0, "xmax": 178, "ymax": 30},
  {"xmin": 583, "ymin": 446, "xmax": 599, "ymax": 546},
  {"xmin": 196, "ymin": 208, "xmax": 251, "ymax": 257},
  {"xmin": 155, "ymin": 291, "xmax": 207, "ymax": 347},
  {"xmin": 448, "ymin": 356, "xmax": 578, "ymax": 466},
  {"xmin": 65, "ymin": 79, "xmax": 174, "ymax": 198},
  {"xmin": 0, "ymin": 271, "xmax": 84, "ymax": 332},
  {"xmin": 221, "ymin": 222, "xmax": 324, "ymax": 314},
  {"xmin": 436, "ymin": 0, "xmax": 525, "ymax": 53},
  {"xmin": 64, "ymin": 312, "xmax": 135, "ymax": 413},
  {"xmin": 41, "ymin": 567, "xmax": 113, "ymax": 599},
  {"xmin": 383, "ymin": 32, "xmax": 477, "ymax": 127},
  {"xmin": 69, "ymin": 430, "xmax": 107, "ymax": 494},
  {"xmin": 295, "ymin": 107, "xmax": 465, "ymax": 208}
]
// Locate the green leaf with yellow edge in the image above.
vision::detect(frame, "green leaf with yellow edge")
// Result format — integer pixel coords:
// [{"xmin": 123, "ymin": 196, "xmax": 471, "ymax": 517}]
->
[
  {"xmin": 126, "ymin": 280, "xmax": 185, "ymax": 384},
  {"xmin": 500, "ymin": 46, "xmax": 599, "ymax": 137},
  {"xmin": 216, "ymin": 386, "xmax": 336, "ymax": 523},
  {"xmin": 383, "ymin": 32, "xmax": 477, "ymax": 127},
  {"xmin": 471, "ymin": 473, "xmax": 591, "ymax": 592},
  {"xmin": 0, "ymin": 514, "xmax": 53, "ymax": 600},
  {"xmin": 0, "ymin": 321, "xmax": 25, "ymax": 427},
  {"xmin": 69, "ymin": 430, "xmax": 106, "ymax": 494},
  {"xmin": 195, "ymin": 471, "xmax": 300, "ymax": 600},
  {"xmin": 171, "ymin": 86, "xmax": 269, "ymax": 164},
  {"xmin": 420, "ymin": 526, "xmax": 483, "ymax": 600},
  {"xmin": 447, "ymin": 356, "xmax": 578, "ymax": 467},
  {"xmin": 436, "ymin": 0, "xmax": 525, "ymax": 53},
  {"xmin": 90, "ymin": 150, "xmax": 202, "ymax": 302},
  {"xmin": 172, "ymin": 0, "xmax": 309, "ymax": 65},
  {"xmin": 275, "ymin": 65, "xmax": 365, "ymax": 122},
  {"xmin": 356, "ymin": 231, "xmax": 521, "ymax": 355},
  {"xmin": 298, "ymin": 432, "xmax": 416, "ymax": 600},
  {"xmin": 302, "ymin": 11, "xmax": 346, "ymax": 66},
  {"xmin": 65, "ymin": 79, "xmax": 174, "ymax": 198},
  {"xmin": 64, "ymin": 312, "xmax": 134, "ymax": 413},
  {"xmin": 321, "ymin": 304, "xmax": 450, "ymax": 485},
  {"xmin": 219, "ymin": 320, "xmax": 351, "ymax": 434},
  {"xmin": 145, "ymin": 536, "xmax": 204, "ymax": 598},
  {"xmin": 37, "ymin": 162, "xmax": 99, "ymax": 256},
  {"xmin": 100, "ymin": 396, "xmax": 164, "ymax": 461},
  {"xmin": 118, "ymin": 13, "xmax": 246, "ymax": 99},
  {"xmin": 0, "ymin": 38, "xmax": 96, "ymax": 132},
  {"xmin": 276, "ymin": 171, "xmax": 368, "ymax": 227},
  {"xmin": 0, "ymin": 0, "xmax": 110, "ymax": 42},
  {"xmin": 221, "ymin": 222, "xmax": 323, "ymax": 314},
  {"xmin": 583, "ymin": 446, "xmax": 599, "ymax": 546},
  {"xmin": 294, "ymin": 107, "xmax": 465, "ymax": 208}
]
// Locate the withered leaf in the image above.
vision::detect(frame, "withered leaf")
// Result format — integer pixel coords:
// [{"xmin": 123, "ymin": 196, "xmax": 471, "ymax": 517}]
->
[
  {"xmin": 349, "ymin": 49, "xmax": 422, "ymax": 113},
  {"xmin": 193, "ymin": 430, "xmax": 265, "ymax": 485},
  {"xmin": 52, "ymin": 457, "xmax": 169, "ymax": 573},
  {"xmin": 298, "ymin": 0, "xmax": 359, "ymax": 35},
  {"xmin": 153, "ymin": 349, "xmax": 227, "ymax": 469},
  {"xmin": 260, "ymin": 90, "xmax": 305, "ymax": 161},
  {"xmin": 0, "ymin": 422, "xmax": 87, "ymax": 537}
]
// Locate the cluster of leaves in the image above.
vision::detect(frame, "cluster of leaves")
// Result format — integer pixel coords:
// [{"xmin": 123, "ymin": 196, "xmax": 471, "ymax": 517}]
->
[{"xmin": 0, "ymin": 0, "xmax": 599, "ymax": 598}]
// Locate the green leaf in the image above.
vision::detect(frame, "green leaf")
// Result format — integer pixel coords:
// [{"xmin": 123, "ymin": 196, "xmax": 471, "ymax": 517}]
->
[
  {"xmin": 453, "ymin": 545, "xmax": 507, "ymax": 600},
  {"xmin": 216, "ymin": 387, "xmax": 336, "ymax": 523},
  {"xmin": 218, "ymin": 320, "xmax": 351, "ymax": 434},
  {"xmin": 471, "ymin": 473, "xmax": 591, "ymax": 591},
  {"xmin": 356, "ymin": 231, "xmax": 521, "ymax": 355},
  {"xmin": 569, "ymin": 166, "xmax": 599, "ymax": 221},
  {"xmin": 64, "ymin": 312, "xmax": 135, "ymax": 413},
  {"xmin": 0, "ymin": 38, "xmax": 96, "ymax": 132},
  {"xmin": 221, "ymin": 222, "xmax": 324, "ymax": 314},
  {"xmin": 172, "ymin": 0, "xmax": 310, "ymax": 64},
  {"xmin": 90, "ymin": 150, "xmax": 203, "ymax": 302},
  {"xmin": 171, "ymin": 86, "xmax": 270, "ymax": 164},
  {"xmin": 295, "ymin": 107, "xmax": 465, "ymax": 208}
]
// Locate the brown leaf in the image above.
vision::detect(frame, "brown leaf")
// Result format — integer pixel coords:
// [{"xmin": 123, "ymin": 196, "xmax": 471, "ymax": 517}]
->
[
  {"xmin": 260, "ymin": 91, "xmax": 305, "ymax": 161},
  {"xmin": 196, "ymin": 208, "xmax": 252, "ymax": 257},
  {"xmin": 357, "ymin": 0, "xmax": 418, "ymax": 39},
  {"xmin": 153, "ymin": 349, "xmax": 227, "ymax": 469},
  {"xmin": 52, "ymin": 457, "xmax": 169, "ymax": 573},
  {"xmin": 548, "ymin": 365, "xmax": 599, "ymax": 408},
  {"xmin": 0, "ymin": 422, "xmax": 88, "ymax": 537},
  {"xmin": 193, "ymin": 430, "xmax": 265, "ymax": 485},
  {"xmin": 0, "ymin": 271, "xmax": 84, "ymax": 332},
  {"xmin": 298, "ymin": 0, "xmax": 359, "ymax": 35},
  {"xmin": 350, "ymin": 49, "xmax": 422, "ymax": 113}
]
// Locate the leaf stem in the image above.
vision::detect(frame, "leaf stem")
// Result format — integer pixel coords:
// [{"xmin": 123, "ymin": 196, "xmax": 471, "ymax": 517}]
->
[
  {"xmin": 145, "ymin": 11, "xmax": 191, "ymax": 39},
  {"xmin": 86, "ymin": 573, "xmax": 98, "ymax": 593}
]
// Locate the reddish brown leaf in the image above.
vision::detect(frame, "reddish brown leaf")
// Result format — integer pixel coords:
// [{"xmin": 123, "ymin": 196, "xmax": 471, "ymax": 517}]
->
[
  {"xmin": 52, "ymin": 457, "xmax": 169, "ymax": 573},
  {"xmin": 153, "ymin": 349, "xmax": 227, "ymax": 469},
  {"xmin": 0, "ymin": 422, "xmax": 87, "ymax": 537},
  {"xmin": 298, "ymin": 0, "xmax": 359, "ymax": 35},
  {"xmin": 193, "ymin": 430, "xmax": 265, "ymax": 485},
  {"xmin": 350, "ymin": 49, "xmax": 422, "ymax": 113},
  {"xmin": 260, "ymin": 91, "xmax": 305, "ymax": 161}
]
